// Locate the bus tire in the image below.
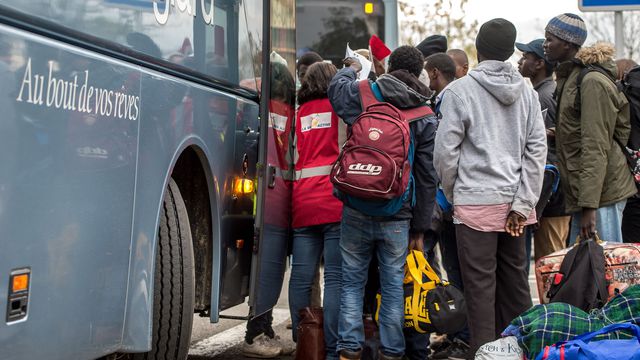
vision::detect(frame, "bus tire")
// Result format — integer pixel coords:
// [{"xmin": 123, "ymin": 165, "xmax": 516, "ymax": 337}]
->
[{"xmin": 135, "ymin": 178, "xmax": 195, "ymax": 360}]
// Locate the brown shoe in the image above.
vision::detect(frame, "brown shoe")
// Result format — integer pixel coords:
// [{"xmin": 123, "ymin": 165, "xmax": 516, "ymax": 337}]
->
[
  {"xmin": 339, "ymin": 349, "xmax": 362, "ymax": 360},
  {"xmin": 377, "ymin": 350, "xmax": 403, "ymax": 360}
]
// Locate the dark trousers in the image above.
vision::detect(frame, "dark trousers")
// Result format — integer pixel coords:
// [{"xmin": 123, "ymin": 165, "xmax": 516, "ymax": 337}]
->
[
  {"xmin": 440, "ymin": 219, "xmax": 470, "ymax": 343},
  {"xmin": 403, "ymin": 328, "xmax": 430, "ymax": 360},
  {"xmin": 455, "ymin": 225, "xmax": 532, "ymax": 357},
  {"xmin": 623, "ymin": 196, "xmax": 640, "ymax": 243},
  {"xmin": 245, "ymin": 310, "xmax": 275, "ymax": 343}
]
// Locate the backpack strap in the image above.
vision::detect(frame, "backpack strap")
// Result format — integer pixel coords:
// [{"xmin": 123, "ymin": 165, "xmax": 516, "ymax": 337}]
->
[
  {"xmin": 359, "ymin": 80, "xmax": 380, "ymax": 110},
  {"xmin": 359, "ymin": 80, "xmax": 435, "ymax": 122},
  {"xmin": 547, "ymin": 243, "xmax": 580, "ymax": 300},
  {"xmin": 575, "ymin": 64, "xmax": 616, "ymax": 112}
]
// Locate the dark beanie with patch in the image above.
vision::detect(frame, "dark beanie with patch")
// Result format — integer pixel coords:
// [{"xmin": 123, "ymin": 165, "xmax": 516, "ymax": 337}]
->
[{"xmin": 475, "ymin": 18, "xmax": 517, "ymax": 61}]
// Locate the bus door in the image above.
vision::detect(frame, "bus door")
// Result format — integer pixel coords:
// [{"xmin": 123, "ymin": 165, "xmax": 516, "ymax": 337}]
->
[{"xmin": 249, "ymin": 0, "xmax": 296, "ymax": 317}]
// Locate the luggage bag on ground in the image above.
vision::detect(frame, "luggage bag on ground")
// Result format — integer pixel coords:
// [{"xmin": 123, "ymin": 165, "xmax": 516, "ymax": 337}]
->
[
  {"xmin": 295, "ymin": 307, "xmax": 325, "ymax": 360},
  {"xmin": 535, "ymin": 241, "xmax": 640, "ymax": 305},
  {"xmin": 536, "ymin": 323, "xmax": 640, "ymax": 360}
]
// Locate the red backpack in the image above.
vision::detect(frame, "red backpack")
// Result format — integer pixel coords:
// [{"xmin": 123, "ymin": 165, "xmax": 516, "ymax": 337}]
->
[{"xmin": 331, "ymin": 80, "xmax": 432, "ymax": 207}]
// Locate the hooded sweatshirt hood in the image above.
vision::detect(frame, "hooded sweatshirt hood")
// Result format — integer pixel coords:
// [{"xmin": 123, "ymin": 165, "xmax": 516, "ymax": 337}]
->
[
  {"xmin": 577, "ymin": 42, "xmax": 618, "ymax": 78},
  {"xmin": 468, "ymin": 60, "xmax": 525, "ymax": 105},
  {"xmin": 376, "ymin": 71, "xmax": 430, "ymax": 109}
]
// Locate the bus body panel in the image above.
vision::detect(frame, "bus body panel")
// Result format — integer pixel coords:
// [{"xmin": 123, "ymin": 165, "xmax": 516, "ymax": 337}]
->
[
  {"xmin": 0, "ymin": 24, "xmax": 139, "ymax": 360},
  {"xmin": 0, "ymin": 0, "xmax": 264, "ymax": 93},
  {"xmin": 0, "ymin": 21, "xmax": 260, "ymax": 358},
  {"xmin": 121, "ymin": 70, "xmax": 259, "ymax": 350}
]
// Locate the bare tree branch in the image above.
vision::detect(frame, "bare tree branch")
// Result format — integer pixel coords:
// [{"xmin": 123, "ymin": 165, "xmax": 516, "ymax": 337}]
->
[
  {"xmin": 399, "ymin": 0, "xmax": 478, "ymax": 63},
  {"xmin": 585, "ymin": 11, "xmax": 640, "ymax": 60}
]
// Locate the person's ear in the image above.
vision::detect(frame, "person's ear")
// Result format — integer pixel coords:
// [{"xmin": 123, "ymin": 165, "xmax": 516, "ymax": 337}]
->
[{"xmin": 535, "ymin": 58, "xmax": 545, "ymax": 71}]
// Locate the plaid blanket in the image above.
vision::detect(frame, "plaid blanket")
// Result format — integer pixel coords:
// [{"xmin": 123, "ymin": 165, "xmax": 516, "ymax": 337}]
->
[{"xmin": 502, "ymin": 285, "xmax": 640, "ymax": 359}]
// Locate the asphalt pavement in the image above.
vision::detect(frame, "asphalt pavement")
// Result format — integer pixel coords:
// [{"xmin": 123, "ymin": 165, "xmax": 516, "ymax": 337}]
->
[{"xmin": 187, "ymin": 260, "xmax": 540, "ymax": 359}]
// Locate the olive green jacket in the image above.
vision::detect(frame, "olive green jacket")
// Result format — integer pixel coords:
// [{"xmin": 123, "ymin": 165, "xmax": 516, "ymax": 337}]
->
[{"xmin": 555, "ymin": 43, "xmax": 636, "ymax": 213}]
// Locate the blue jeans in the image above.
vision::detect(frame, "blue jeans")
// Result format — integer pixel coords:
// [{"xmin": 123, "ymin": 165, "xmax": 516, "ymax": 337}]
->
[
  {"xmin": 337, "ymin": 206, "xmax": 409, "ymax": 357},
  {"xmin": 569, "ymin": 200, "xmax": 626, "ymax": 244},
  {"xmin": 289, "ymin": 223, "xmax": 342, "ymax": 360}
]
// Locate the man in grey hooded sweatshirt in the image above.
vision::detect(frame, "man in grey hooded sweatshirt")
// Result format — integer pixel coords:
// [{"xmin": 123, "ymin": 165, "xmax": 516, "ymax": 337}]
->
[{"xmin": 433, "ymin": 18, "xmax": 547, "ymax": 357}]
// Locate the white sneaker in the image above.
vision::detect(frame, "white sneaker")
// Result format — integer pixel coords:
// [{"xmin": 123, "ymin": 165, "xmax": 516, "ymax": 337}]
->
[
  {"xmin": 274, "ymin": 335, "xmax": 296, "ymax": 355},
  {"xmin": 241, "ymin": 334, "xmax": 283, "ymax": 358}
]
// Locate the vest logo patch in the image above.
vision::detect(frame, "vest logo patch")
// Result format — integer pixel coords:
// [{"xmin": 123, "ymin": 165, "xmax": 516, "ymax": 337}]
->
[
  {"xmin": 301, "ymin": 112, "xmax": 332, "ymax": 132},
  {"xmin": 269, "ymin": 112, "xmax": 288, "ymax": 132}
]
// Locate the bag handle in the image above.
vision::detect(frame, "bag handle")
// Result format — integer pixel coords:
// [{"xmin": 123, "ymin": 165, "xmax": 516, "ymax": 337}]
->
[
  {"xmin": 574, "ymin": 232, "xmax": 602, "ymax": 245},
  {"xmin": 406, "ymin": 250, "xmax": 441, "ymax": 286}
]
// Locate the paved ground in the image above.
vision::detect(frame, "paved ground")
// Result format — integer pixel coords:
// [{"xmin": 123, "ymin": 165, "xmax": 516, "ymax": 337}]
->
[
  {"xmin": 187, "ymin": 260, "xmax": 541, "ymax": 359},
  {"xmin": 188, "ymin": 270, "xmax": 294, "ymax": 360}
]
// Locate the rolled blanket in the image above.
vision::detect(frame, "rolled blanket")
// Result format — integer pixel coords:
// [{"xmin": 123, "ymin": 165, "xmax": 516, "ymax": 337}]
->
[{"xmin": 503, "ymin": 285, "xmax": 640, "ymax": 359}]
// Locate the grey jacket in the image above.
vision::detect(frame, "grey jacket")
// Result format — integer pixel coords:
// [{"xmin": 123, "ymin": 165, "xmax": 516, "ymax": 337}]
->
[{"xmin": 434, "ymin": 60, "xmax": 547, "ymax": 218}]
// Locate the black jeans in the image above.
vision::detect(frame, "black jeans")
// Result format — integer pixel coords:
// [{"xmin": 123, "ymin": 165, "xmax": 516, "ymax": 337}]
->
[
  {"xmin": 403, "ymin": 327, "xmax": 429, "ymax": 360},
  {"xmin": 622, "ymin": 196, "xmax": 640, "ymax": 243},
  {"xmin": 245, "ymin": 310, "xmax": 275, "ymax": 343},
  {"xmin": 439, "ymin": 219, "xmax": 470, "ymax": 343}
]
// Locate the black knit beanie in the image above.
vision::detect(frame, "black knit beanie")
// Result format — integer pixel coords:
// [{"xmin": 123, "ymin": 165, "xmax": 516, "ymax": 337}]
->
[{"xmin": 475, "ymin": 18, "xmax": 517, "ymax": 61}]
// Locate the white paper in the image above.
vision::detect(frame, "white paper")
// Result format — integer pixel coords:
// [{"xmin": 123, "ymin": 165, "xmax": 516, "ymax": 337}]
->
[{"xmin": 345, "ymin": 43, "xmax": 372, "ymax": 81}]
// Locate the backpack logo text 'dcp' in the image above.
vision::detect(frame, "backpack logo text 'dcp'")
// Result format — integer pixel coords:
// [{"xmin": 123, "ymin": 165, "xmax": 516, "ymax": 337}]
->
[{"xmin": 330, "ymin": 80, "xmax": 433, "ymax": 216}]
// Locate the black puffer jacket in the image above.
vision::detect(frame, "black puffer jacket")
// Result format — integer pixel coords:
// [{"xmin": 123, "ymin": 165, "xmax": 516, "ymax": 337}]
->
[{"xmin": 328, "ymin": 67, "xmax": 438, "ymax": 234}]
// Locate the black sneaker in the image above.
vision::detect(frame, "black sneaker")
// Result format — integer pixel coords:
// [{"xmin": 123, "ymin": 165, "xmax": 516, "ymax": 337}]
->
[
  {"xmin": 447, "ymin": 339, "xmax": 471, "ymax": 360},
  {"xmin": 430, "ymin": 341, "xmax": 453, "ymax": 360},
  {"xmin": 429, "ymin": 337, "xmax": 451, "ymax": 359}
]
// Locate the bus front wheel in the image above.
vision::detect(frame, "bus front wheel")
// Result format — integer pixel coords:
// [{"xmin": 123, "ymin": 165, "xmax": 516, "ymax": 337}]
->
[{"xmin": 136, "ymin": 178, "xmax": 195, "ymax": 360}]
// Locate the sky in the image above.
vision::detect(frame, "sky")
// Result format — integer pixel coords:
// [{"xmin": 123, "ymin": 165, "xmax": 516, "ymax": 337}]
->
[
  {"xmin": 464, "ymin": 0, "xmax": 584, "ymax": 43},
  {"xmin": 403, "ymin": 0, "xmax": 623, "ymax": 47}
]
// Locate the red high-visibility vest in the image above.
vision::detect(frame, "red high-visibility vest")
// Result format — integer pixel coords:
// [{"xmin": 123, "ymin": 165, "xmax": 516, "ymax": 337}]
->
[
  {"xmin": 265, "ymin": 99, "xmax": 293, "ymax": 228},
  {"xmin": 292, "ymin": 98, "xmax": 344, "ymax": 228}
]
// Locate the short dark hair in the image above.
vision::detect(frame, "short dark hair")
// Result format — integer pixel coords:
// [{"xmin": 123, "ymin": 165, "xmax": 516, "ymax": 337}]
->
[
  {"xmin": 425, "ymin": 53, "xmax": 456, "ymax": 82},
  {"xmin": 447, "ymin": 49, "xmax": 469, "ymax": 66},
  {"xmin": 297, "ymin": 62, "xmax": 337, "ymax": 105},
  {"xmin": 388, "ymin": 45, "xmax": 424, "ymax": 77},
  {"xmin": 297, "ymin": 51, "xmax": 323, "ymax": 70}
]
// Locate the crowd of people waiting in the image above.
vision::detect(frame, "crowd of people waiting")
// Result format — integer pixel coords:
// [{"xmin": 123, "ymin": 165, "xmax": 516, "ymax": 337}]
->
[{"xmin": 240, "ymin": 12, "xmax": 639, "ymax": 360}]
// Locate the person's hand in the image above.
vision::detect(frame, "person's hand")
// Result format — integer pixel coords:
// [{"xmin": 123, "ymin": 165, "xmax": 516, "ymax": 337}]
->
[
  {"xmin": 343, "ymin": 57, "xmax": 362, "ymax": 73},
  {"xmin": 505, "ymin": 211, "xmax": 527, "ymax": 237},
  {"xmin": 580, "ymin": 208, "xmax": 597, "ymax": 240},
  {"xmin": 408, "ymin": 232, "xmax": 424, "ymax": 252},
  {"xmin": 372, "ymin": 57, "xmax": 386, "ymax": 76},
  {"xmin": 546, "ymin": 127, "xmax": 556, "ymax": 139}
]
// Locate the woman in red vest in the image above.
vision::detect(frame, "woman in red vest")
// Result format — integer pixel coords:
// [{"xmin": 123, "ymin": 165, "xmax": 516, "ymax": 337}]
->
[{"xmin": 289, "ymin": 62, "xmax": 344, "ymax": 359}]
